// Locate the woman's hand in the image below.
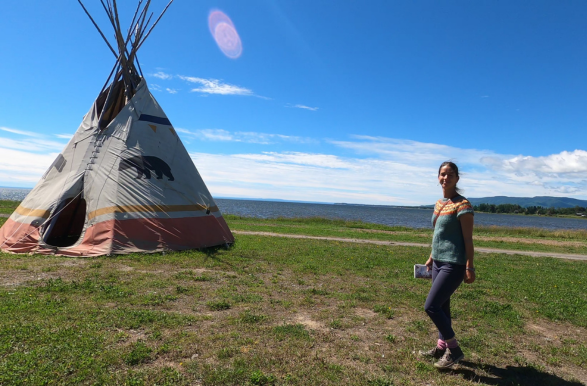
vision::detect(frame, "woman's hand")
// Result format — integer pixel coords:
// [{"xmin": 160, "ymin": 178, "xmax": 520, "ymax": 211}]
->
[
  {"xmin": 425, "ymin": 256, "xmax": 433, "ymax": 271},
  {"xmin": 464, "ymin": 268, "xmax": 476, "ymax": 284}
]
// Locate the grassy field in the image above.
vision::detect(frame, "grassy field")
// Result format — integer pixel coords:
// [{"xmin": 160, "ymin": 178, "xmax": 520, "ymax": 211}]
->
[
  {"xmin": 227, "ymin": 215, "xmax": 587, "ymax": 255},
  {"xmin": 0, "ymin": 199, "xmax": 19, "ymax": 214},
  {"xmin": 0, "ymin": 205, "xmax": 586, "ymax": 385}
]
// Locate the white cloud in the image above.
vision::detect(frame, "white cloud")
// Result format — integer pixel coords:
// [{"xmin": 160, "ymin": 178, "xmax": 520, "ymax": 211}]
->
[
  {"xmin": 330, "ymin": 136, "xmax": 499, "ymax": 167},
  {"xmin": 235, "ymin": 132, "xmax": 309, "ymax": 144},
  {"xmin": 0, "ymin": 136, "xmax": 66, "ymax": 152},
  {"xmin": 176, "ymin": 128, "xmax": 314, "ymax": 145},
  {"xmin": 152, "ymin": 71, "xmax": 173, "ymax": 80},
  {"xmin": 177, "ymin": 76, "xmax": 253, "ymax": 96},
  {"xmin": 150, "ymin": 84, "xmax": 162, "ymax": 92},
  {"xmin": 0, "ymin": 127, "xmax": 37, "ymax": 137},
  {"xmin": 166, "ymin": 88, "xmax": 178, "ymax": 94},
  {"xmin": 327, "ymin": 136, "xmax": 587, "ymax": 201},
  {"xmin": 196, "ymin": 129, "xmax": 234, "ymax": 142},
  {"xmin": 55, "ymin": 134, "xmax": 73, "ymax": 139},
  {"xmin": 186, "ymin": 144, "xmax": 587, "ymax": 205},
  {"xmin": 289, "ymin": 104, "xmax": 319, "ymax": 111},
  {"xmin": 190, "ymin": 152, "xmax": 415, "ymax": 204},
  {"xmin": 475, "ymin": 150, "xmax": 587, "ymax": 195},
  {"xmin": 237, "ymin": 152, "xmax": 354, "ymax": 169},
  {"xmin": 2, "ymin": 126, "xmax": 586, "ymax": 204},
  {"xmin": 482, "ymin": 150, "xmax": 587, "ymax": 175},
  {"xmin": 0, "ymin": 129, "xmax": 67, "ymax": 186},
  {"xmin": 0, "ymin": 147, "xmax": 56, "ymax": 184},
  {"xmin": 546, "ymin": 185, "xmax": 582, "ymax": 194}
]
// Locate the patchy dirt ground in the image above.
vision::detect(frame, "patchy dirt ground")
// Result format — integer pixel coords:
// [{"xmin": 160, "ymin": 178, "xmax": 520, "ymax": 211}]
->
[
  {"xmin": 1, "ymin": 241, "xmax": 586, "ymax": 385},
  {"xmin": 0, "ymin": 258, "xmax": 88, "ymax": 287},
  {"xmin": 521, "ymin": 320, "xmax": 587, "ymax": 384}
]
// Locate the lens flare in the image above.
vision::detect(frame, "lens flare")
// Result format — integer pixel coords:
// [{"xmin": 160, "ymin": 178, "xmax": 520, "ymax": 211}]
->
[{"xmin": 208, "ymin": 10, "xmax": 242, "ymax": 59}]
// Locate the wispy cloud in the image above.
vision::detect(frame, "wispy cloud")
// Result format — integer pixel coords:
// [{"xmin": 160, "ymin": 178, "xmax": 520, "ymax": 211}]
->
[
  {"xmin": 236, "ymin": 152, "xmax": 354, "ymax": 169},
  {"xmin": 288, "ymin": 104, "xmax": 319, "ymax": 111},
  {"xmin": 150, "ymin": 84, "xmax": 162, "ymax": 92},
  {"xmin": 235, "ymin": 132, "xmax": 312, "ymax": 144},
  {"xmin": 151, "ymin": 71, "xmax": 173, "ymax": 80},
  {"xmin": 329, "ymin": 136, "xmax": 587, "ymax": 199},
  {"xmin": 177, "ymin": 76, "xmax": 254, "ymax": 96},
  {"xmin": 0, "ymin": 127, "xmax": 37, "ymax": 137},
  {"xmin": 0, "ymin": 146, "xmax": 57, "ymax": 184},
  {"xmin": 187, "ymin": 142, "xmax": 587, "ymax": 205},
  {"xmin": 0, "ymin": 137, "xmax": 66, "ymax": 153},
  {"xmin": 330, "ymin": 136, "xmax": 500, "ymax": 167},
  {"xmin": 1, "ymin": 126, "xmax": 67, "ymax": 152},
  {"xmin": 192, "ymin": 129, "xmax": 234, "ymax": 142},
  {"xmin": 55, "ymin": 134, "xmax": 73, "ymax": 139},
  {"xmin": 176, "ymin": 128, "xmax": 315, "ymax": 145},
  {"xmin": 166, "ymin": 88, "xmax": 178, "ymax": 94},
  {"xmin": 190, "ymin": 151, "xmax": 412, "ymax": 204},
  {"xmin": 2, "ymin": 126, "xmax": 586, "ymax": 204}
]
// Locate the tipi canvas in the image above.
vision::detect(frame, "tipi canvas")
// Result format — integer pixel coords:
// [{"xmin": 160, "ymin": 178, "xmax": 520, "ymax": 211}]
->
[{"xmin": 0, "ymin": 0, "xmax": 234, "ymax": 256}]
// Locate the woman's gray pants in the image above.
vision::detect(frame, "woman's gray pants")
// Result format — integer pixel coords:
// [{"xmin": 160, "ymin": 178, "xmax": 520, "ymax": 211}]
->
[{"xmin": 424, "ymin": 260, "xmax": 465, "ymax": 340}]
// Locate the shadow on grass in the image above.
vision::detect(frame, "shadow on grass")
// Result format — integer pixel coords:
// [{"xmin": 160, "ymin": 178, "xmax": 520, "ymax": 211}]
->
[
  {"xmin": 200, "ymin": 242, "xmax": 235, "ymax": 268},
  {"xmin": 450, "ymin": 360, "xmax": 583, "ymax": 386}
]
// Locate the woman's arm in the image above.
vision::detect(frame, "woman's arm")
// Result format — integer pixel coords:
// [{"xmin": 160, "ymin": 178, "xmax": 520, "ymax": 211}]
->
[{"xmin": 459, "ymin": 213, "xmax": 475, "ymax": 284}]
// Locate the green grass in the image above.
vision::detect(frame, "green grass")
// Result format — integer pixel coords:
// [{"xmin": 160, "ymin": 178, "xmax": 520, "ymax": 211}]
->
[
  {"xmin": 0, "ymin": 200, "xmax": 19, "ymax": 214},
  {"xmin": 0, "ymin": 229, "xmax": 586, "ymax": 385},
  {"xmin": 225, "ymin": 214, "xmax": 587, "ymax": 240},
  {"xmin": 225, "ymin": 215, "xmax": 587, "ymax": 254},
  {"xmin": 1, "ymin": 210, "xmax": 587, "ymax": 384}
]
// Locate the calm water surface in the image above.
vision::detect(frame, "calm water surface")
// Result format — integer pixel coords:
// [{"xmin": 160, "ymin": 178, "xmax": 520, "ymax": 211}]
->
[{"xmin": 216, "ymin": 199, "xmax": 587, "ymax": 231}]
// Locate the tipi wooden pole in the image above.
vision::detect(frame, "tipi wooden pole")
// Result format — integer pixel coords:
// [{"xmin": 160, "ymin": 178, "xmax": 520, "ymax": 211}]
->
[
  {"xmin": 77, "ymin": 0, "xmax": 117, "ymax": 58},
  {"xmin": 136, "ymin": 0, "xmax": 174, "ymax": 52}
]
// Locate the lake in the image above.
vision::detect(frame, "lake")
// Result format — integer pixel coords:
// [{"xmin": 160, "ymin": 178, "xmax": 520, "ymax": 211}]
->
[
  {"xmin": 2, "ymin": 188, "xmax": 585, "ymax": 230},
  {"xmin": 216, "ymin": 198, "xmax": 587, "ymax": 231}
]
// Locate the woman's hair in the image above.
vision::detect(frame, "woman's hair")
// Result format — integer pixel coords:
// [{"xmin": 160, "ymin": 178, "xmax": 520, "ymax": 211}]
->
[{"xmin": 438, "ymin": 161, "xmax": 462, "ymax": 194}]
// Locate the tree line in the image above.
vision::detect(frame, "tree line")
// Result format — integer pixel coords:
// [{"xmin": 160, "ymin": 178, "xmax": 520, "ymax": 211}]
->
[{"xmin": 473, "ymin": 203, "xmax": 587, "ymax": 216}]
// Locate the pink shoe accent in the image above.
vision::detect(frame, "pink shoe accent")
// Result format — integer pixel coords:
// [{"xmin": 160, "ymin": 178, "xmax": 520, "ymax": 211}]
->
[
  {"xmin": 437, "ymin": 339, "xmax": 447, "ymax": 349},
  {"xmin": 446, "ymin": 339, "xmax": 459, "ymax": 349}
]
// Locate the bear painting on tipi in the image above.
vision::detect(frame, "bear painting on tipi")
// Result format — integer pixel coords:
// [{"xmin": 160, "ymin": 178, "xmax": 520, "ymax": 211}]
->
[{"xmin": 0, "ymin": 0, "xmax": 234, "ymax": 256}]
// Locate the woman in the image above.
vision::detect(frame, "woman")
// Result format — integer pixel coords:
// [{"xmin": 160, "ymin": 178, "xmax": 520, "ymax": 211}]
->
[{"xmin": 420, "ymin": 161, "xmax": 475, "ymax": 369}]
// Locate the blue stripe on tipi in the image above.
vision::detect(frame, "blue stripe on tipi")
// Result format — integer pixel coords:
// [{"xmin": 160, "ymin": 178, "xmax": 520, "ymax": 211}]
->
[{"xmin": 138, "ymin": 114, "xmax": 171, "ymax": 125}]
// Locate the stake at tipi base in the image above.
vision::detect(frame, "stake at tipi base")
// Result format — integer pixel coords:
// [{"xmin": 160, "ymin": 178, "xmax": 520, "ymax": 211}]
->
[{"xmin": 0, "ymin": 0, "xmax": 234, "ymax": 256}]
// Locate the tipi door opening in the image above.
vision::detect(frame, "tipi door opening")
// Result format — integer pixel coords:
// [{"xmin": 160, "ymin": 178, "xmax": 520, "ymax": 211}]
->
[{"xmin": 42, "ymin": 191, "xmax": 87, "ymax": 248}]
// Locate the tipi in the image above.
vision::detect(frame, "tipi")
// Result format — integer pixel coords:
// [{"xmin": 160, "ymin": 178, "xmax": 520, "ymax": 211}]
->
[{"xmin": 0, "ymin": 0, "xmax": 234, "ymax": 256}]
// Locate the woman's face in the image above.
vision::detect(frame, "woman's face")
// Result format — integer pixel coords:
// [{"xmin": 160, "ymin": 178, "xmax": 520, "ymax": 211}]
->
[{"xmin": 438, "ymin": 165, "xmax": 459, "ymax": 191}]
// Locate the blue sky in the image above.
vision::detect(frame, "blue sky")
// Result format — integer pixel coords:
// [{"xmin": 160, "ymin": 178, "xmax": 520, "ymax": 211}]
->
[{"xmin": 1, "ymin": 1, "xmax": 586, "ymax": 205}]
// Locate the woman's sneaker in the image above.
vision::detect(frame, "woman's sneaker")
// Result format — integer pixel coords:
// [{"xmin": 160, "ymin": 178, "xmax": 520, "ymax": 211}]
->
[
  {"xmin": 418, "ymin": 346, "xmax": 446, "ymax": 359},
  {"xmin": 434, "ymin": 346, "xmax": 464, "ymax": 369}
]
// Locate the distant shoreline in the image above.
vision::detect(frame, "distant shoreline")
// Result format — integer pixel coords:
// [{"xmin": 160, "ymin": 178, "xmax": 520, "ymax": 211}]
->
[
  {"xmin": 1, "ymin": 188, "xmax": 587, "ymax": 214},
  {"xmin": 475, "ymin": 210, "xmax": 587, "ymax": 220}
]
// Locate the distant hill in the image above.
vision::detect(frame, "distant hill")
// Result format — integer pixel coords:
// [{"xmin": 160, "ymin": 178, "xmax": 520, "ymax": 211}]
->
[{"xmin": 468, "ymin": 196, "xmax": 587, "ymax": 209}]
